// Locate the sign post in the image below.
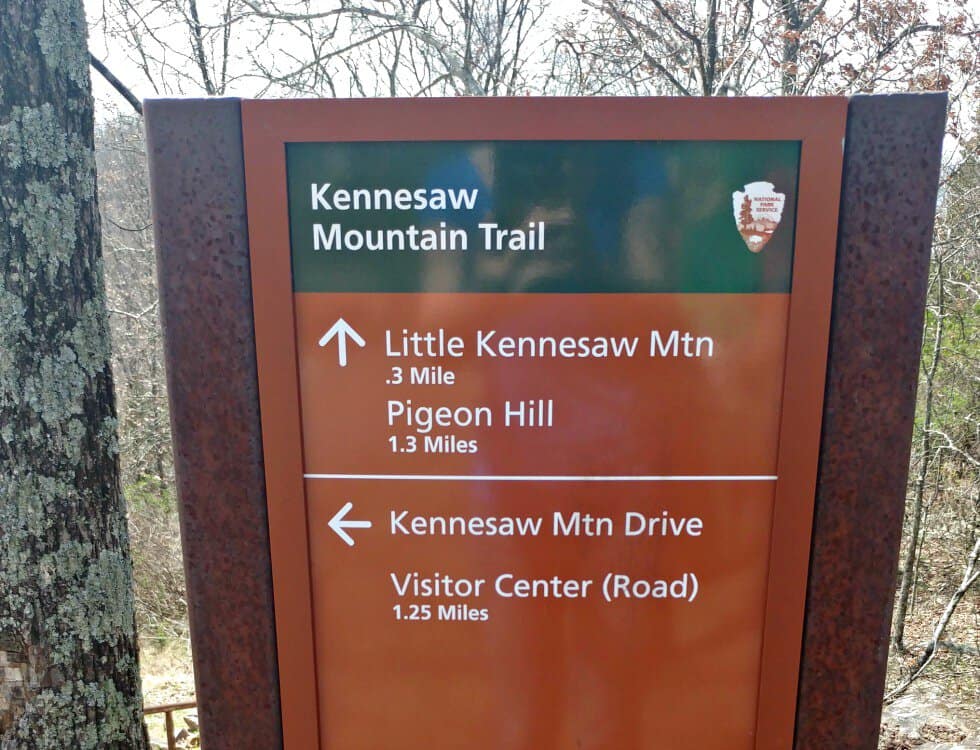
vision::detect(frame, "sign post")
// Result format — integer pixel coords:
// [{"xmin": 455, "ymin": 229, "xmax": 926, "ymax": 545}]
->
[{"xmin": 146, "ymin": 95, "xmax": 946, "ymax": 750}]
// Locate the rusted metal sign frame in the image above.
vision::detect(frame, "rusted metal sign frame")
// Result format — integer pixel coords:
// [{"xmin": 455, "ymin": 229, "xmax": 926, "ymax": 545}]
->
[{"xmin": 144, "ymin": 93, "xmax": 946, "ymax": 750}]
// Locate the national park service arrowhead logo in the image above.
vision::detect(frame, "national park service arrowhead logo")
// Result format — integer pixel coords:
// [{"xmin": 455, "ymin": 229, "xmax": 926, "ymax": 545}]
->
[{"xmin": 733, "ymin": 182, "xmax": 785, "ymax": 253}]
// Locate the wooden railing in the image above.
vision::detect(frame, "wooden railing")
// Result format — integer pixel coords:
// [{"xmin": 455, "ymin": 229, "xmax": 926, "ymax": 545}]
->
[{"xmin": 144, "ymin": 701, "xmax": 197, "ymax": 750}]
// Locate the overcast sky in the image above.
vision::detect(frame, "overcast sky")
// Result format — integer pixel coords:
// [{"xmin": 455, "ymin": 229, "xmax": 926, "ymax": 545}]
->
[{"xmin": 83, "ymin": 0, "xmax": 978, "ymax": 119}]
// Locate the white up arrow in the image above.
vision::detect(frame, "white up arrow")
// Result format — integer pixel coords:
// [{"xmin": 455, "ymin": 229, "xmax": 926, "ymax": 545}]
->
[
  {"xmin": 318, "ymin": 318, "xmax": 365, "ymax": 367},
  {"xmin": 328, "ymin": 501, "xmax": 372, "ymax": 546}
]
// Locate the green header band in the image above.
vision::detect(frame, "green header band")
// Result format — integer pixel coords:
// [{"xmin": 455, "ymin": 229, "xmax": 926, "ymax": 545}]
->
[{"xmin": 287, "ymin": 140, "xmax": 800, "ymax": 293}]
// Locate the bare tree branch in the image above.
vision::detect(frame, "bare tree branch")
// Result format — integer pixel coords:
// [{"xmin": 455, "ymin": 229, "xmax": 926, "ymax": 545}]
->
[
  {"xmin": 89, "ymin": 52, "xmax": 143, "ymax": 115},
  {"xmin": 885, "ymin": 531, "xmax": 980, "ymax": 703}
]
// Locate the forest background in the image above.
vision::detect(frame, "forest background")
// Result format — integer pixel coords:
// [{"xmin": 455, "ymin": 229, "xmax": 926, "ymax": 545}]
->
[{"xmin": 79, "ymin": 0, "xmax": 979, "ymax": 745}]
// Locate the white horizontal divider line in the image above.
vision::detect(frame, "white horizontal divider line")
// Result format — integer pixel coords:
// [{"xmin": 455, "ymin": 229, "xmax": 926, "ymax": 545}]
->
[{"xmin": 303, "ymin": 474, "xmax": 778, "ymax": 482}]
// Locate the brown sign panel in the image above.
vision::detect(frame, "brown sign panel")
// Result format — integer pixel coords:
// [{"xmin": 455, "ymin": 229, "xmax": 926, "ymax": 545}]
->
[{"xmin": 239, "ymin": 98, "xmax": 847, "ymax": 749}]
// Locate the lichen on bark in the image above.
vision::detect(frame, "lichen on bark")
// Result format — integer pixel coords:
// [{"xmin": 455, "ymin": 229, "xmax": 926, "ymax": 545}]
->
[{"xmin": 0, "ymin": 1, "xmax": 149, "ymax": 747}]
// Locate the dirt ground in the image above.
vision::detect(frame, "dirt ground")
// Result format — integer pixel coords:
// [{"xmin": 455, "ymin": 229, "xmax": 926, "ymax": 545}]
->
[
  {"xmin": 140, "ymin": 639, "xmax": 198, "ymax": 750},
  {"xmin": 880, "ymin": 605, "xmax": 980, "ymax": 749}
]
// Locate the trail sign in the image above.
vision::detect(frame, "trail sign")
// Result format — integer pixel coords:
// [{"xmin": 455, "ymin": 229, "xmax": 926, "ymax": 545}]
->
[
  {"xmin": 246, "ymin": 98, "xmax": 843, "ymax": 750},
  {"xmin": 145, "ymin": 95, "xmax": 947, "ymax": 750}
]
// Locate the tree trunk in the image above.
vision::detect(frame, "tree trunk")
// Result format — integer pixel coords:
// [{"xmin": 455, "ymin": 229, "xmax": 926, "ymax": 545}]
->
[
  {"xmin": 779, "ymin": 0, "xmax": 802, "ymax": 95},
  {"xmin": 0, "ymin": 1, "xmax": 149, "ymax": 748}
]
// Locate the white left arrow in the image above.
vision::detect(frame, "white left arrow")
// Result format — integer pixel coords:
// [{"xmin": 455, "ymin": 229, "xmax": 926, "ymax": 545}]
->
[
  {"xmin": 318, "ymin": 317, "xmax": 365, "ymax": 367},
  {"xmin": 328, "ymin": 501, "xmax": 372, "ymax": 547}
]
